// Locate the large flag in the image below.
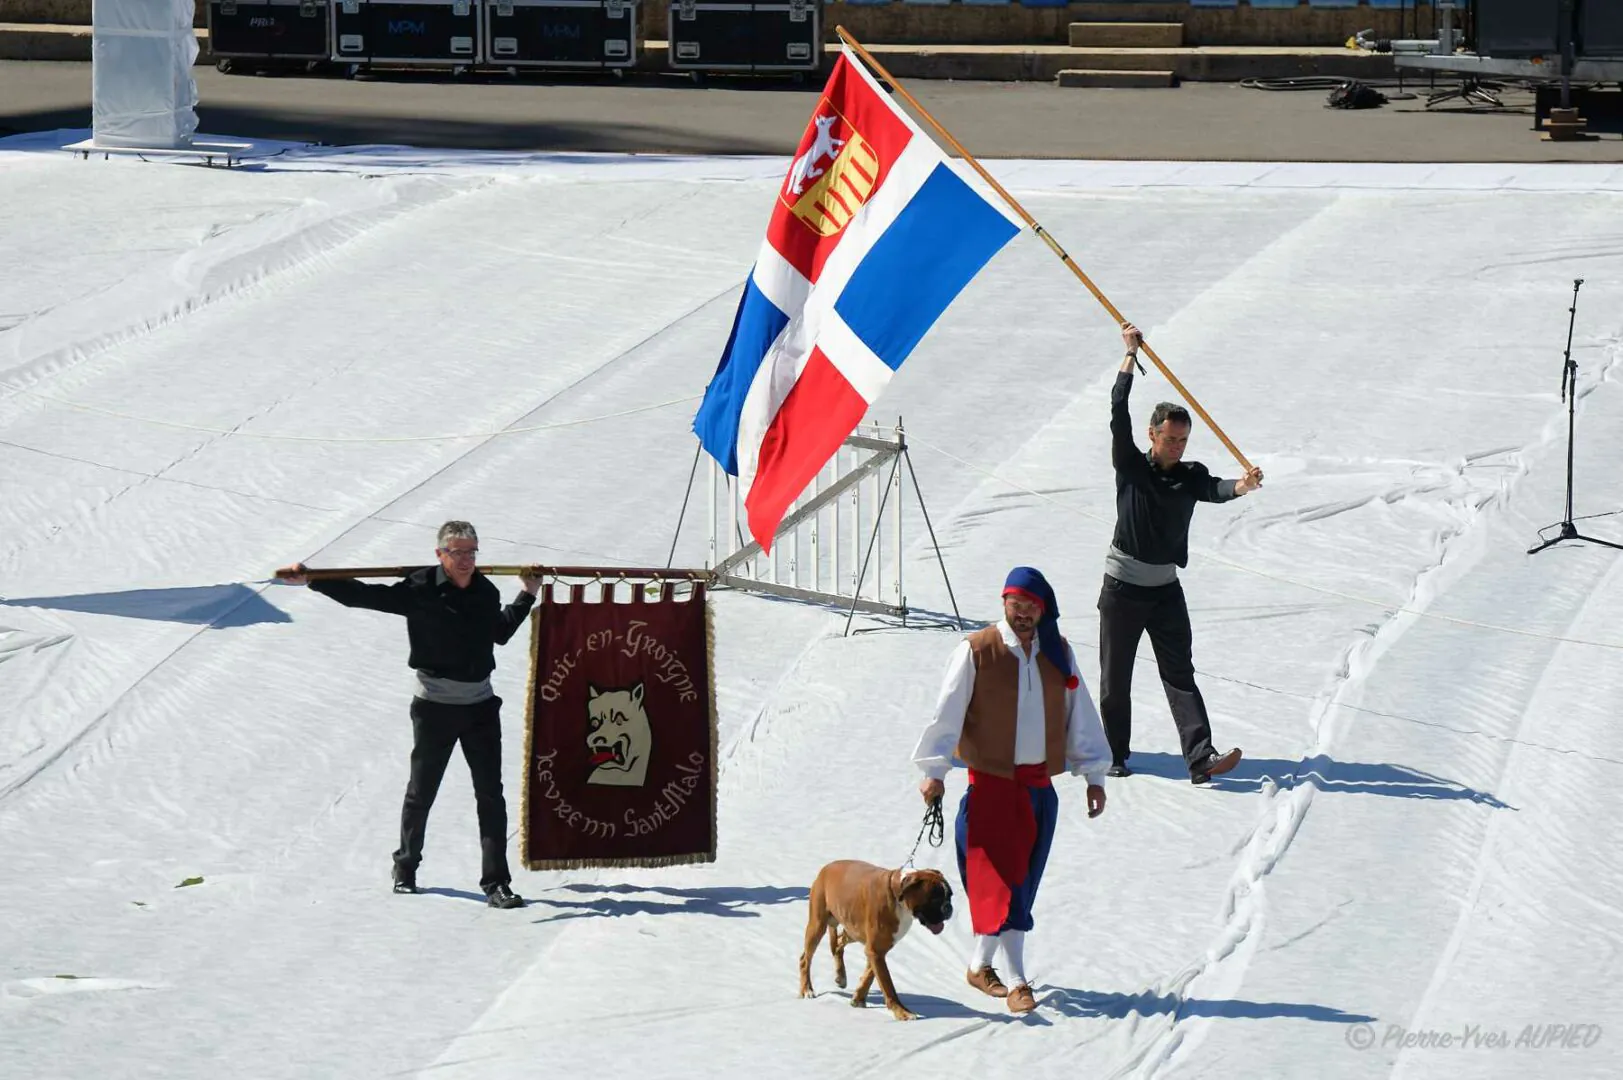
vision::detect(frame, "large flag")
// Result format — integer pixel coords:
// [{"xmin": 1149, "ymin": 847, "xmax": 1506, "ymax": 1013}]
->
[{"xmin": 691, "ymin": 52, "xmax": 1023, "ymax": 553}]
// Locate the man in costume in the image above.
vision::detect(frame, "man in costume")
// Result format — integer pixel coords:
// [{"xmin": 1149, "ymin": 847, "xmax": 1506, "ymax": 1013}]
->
[
  {"xmin": 1100, "ymin": 323, "xmax": 1257, "ymax": 784},
  {"xmin": 912, "ymin": 567, "xmax": 1111, "ymax": 1014}
]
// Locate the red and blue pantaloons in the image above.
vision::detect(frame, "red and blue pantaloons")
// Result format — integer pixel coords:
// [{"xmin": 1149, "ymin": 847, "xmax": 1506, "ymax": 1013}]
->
[{"xmin": 954, "ymin": 764, "xmax": 1058, "ymax": 934}]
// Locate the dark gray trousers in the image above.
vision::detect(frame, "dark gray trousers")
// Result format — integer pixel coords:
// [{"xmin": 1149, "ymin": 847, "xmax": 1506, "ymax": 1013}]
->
[
  {"xmin": 394, "ymin": 696, "xmax": 510, "ymax": 892},
  {"xmin": 1097, "ymin": 575, "xmax": 1217, "ymax": 773}
]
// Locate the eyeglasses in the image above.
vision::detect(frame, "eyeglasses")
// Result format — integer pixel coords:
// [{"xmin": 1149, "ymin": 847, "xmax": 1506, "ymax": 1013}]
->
[{"xmin": 439, "ymin": 547, "xmax": 479, "ymax": 562}]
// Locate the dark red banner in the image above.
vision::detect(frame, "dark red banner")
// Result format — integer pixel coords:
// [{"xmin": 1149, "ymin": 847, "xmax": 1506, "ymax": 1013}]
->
[{"xmin": 521, "ymin": 582, "xmax": 716, "ymax": 870}]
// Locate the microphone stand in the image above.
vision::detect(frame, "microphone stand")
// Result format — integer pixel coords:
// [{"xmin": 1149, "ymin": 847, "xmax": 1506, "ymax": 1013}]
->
[{"xmin": 1528, "ymin": 279, "xmax": 1623, "ymax": 555}]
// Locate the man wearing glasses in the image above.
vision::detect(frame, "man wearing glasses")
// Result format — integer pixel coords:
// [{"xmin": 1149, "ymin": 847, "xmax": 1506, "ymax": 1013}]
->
[{"xmin": 279, "ymin": 522, "xmax": 541, "ymax": 908}]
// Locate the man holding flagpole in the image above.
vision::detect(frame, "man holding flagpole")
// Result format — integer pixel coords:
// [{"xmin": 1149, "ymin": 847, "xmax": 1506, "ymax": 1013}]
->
[
  {"xmin": 277, "ymin": 523, "xmax": 536, "ymax": 908},
  {"xmin": 911, "ymin": 567, "xmax": 1111, "ymax": 1015},
  {"xmin": 1098, "ymin": 324, "xmax": 1259, "ymax": 784}
]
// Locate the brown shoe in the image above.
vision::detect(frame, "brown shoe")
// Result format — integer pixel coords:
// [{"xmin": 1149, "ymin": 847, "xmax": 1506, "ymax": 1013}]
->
[
  {"xmin": 1007, "ymin": 983, "xmax": 1037, "ymax": 1014},
  {"xmin": 966, "ymin": 965, "xmax": 1008, "ymax": 999},
  {"xmin": 1191, "ymin": 747, "xmax": 1243, "ymax": 785}
]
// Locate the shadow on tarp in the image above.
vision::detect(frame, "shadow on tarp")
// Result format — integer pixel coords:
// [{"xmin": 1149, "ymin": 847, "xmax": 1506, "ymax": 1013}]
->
[
  {"xmin": 0, "ymin": 582, "xmax": 290, "ymax": 627},
  {"xmin": 1123, "ymin": 751, "xmax": 1515, "ymax": 809},
  {"xmin": 0, "ymin": 82, "xmax": 802, "ymax": 153},
  {"xmin": 529, "ymin": 883, "xmax": 809, "ymax": 923},
  {"xmin": 1039, "ymin": 986, "xmax": 1377, "ymax": 1025}
]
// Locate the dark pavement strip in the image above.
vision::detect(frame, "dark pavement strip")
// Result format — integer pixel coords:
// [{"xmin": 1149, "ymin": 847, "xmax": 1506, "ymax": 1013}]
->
[{"xmin": 3, "ymin": 60, "xmax": 1621, "ymax": 161}]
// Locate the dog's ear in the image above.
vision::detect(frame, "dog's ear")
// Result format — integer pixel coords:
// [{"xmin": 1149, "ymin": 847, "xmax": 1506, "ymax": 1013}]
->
[{"xmin": 898, "ymin": 871, "xmax": 928, "ymax": 904}]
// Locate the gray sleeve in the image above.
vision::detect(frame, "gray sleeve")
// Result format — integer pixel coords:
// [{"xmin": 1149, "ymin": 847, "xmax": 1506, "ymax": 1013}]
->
[{"xmin": 1193, "ymin": 466, "xmax": 1239, "ymax": 503}]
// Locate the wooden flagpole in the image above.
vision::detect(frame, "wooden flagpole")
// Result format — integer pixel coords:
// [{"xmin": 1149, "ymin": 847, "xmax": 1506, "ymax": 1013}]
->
[{"xmin": 833, "ymin": 26, "xmax": 1253, "ymax": 473}]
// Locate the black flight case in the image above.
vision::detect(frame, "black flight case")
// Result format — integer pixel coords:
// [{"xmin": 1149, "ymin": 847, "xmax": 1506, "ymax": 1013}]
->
[
  {"xmin": 666, "ymin": 0, "xmax": 820, "ymax": 78},
  {"xmin": 331, "ymin": 0, "xmax": 482, "ymax": 70},
  {"xmin": 209, "ymin": 0, "xmax": 331, "ymax": 72},
  {"xmin": 483, "ymin": 0, "xmax": 640, "ymax": 71}
]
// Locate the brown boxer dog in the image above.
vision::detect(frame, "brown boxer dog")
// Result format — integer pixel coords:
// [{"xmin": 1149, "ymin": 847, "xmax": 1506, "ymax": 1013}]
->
[{"xmin": 798, "ymin": 860, "xmax": 954, "ymax": 1021}]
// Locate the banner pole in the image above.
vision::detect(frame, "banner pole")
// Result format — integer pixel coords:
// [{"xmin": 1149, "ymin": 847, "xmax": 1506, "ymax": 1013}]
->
[{"xmin": 275, "ymin": 565, "xmax": 714, "ymax": 582}]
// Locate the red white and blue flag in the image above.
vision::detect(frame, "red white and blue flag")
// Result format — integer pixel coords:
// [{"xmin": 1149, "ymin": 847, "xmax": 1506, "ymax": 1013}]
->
[{"xmin": 691, "ymin": 52, "xmax": 1023, "ymax": 552}]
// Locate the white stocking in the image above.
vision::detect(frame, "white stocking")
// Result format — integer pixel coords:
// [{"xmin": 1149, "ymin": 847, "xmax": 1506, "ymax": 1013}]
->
[
  {"xmin": 1000, "ymin": 929, "xmax": 1028, "ymax": 987},
  {"xmin": 969, "ymin": 933, "xmax": 999, "ymax": 972}
]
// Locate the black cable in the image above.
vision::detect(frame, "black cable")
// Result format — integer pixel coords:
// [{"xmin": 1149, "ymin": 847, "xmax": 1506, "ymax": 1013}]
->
[
  {"xmin": 1239, "ymin": 76, "xmax": 1418, "ymax": 99},
  {"xmin": 1241, "ymin": 73, "xmax": 1557, "ymax": 101},
  {"xmin": 1534, "ymin": 507, "xmax": 1623, "ymax": 545}
]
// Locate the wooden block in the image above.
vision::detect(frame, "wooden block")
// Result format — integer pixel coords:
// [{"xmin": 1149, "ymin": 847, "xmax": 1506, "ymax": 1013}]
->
[{"xmin": 1056, "ymin": 67, "xmax": 1177, "ymax": 88}]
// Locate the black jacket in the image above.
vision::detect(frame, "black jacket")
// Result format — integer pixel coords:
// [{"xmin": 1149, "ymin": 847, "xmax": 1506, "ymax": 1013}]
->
[
  {"xmin": 1110, "ymin": 370, "xmax": 1237, "ymax": 568},
  {"xmin": 309, "ymin": 567, "xmax": 535, "ymax": 682}
]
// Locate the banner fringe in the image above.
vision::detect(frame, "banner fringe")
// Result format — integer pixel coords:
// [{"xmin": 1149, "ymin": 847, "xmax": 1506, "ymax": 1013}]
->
[
  {"xmin": 522, "ymin": 851, "xmax": 717, "ymax": 872},
  {"xmin": 519, "ymin": 603, "xmax": 543, "ymax": 869},
  {"xmin": 704, "ymin": 583, "xmax": 718, "ymax": 864}
]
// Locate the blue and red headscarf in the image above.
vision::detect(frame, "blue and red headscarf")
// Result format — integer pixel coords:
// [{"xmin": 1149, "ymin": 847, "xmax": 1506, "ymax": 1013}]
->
[{"xmin": 1001, "ymin": 566, "xmax": 1078, "ymax": 690}]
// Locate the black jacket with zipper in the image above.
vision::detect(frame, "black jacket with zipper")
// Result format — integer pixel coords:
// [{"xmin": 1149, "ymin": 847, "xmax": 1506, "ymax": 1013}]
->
[{"xmin": 1110, "ymin": 370, "xmax": 1237, "ymax": 569}]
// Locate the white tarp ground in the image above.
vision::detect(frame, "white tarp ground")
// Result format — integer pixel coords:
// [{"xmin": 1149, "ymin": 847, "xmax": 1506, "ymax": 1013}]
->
[{"xmin": 2, "ymin": 134, "xmax": 1621, "ymax": 1079}]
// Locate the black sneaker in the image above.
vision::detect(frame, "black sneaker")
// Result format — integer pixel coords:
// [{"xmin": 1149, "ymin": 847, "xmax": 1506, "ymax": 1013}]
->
[
  {"xmin": 393, "ymin": 874, "xmax": 418, "ymax": 895},
  {"xmin": 1190, "ymin": 748, "xmax": 1242, "ymax": 785},
  {"xmin": 486, "ymin": 883, "xmax": 524, "ymax": 909},
  {"xmin": 1107, "ymin": 763, "xmax": 1132, "ymax": 778}
]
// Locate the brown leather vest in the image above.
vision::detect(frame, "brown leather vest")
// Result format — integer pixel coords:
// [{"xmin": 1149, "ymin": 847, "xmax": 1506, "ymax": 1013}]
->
[{"xmin": 954, "ymin": 625, "xmax": 1067, "ymax": 778}]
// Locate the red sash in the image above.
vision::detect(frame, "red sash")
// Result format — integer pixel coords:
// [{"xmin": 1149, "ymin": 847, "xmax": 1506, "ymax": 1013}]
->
[{"xmin": 963, "ymin": 764, "xmax": 1051, "ymax": 935}]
